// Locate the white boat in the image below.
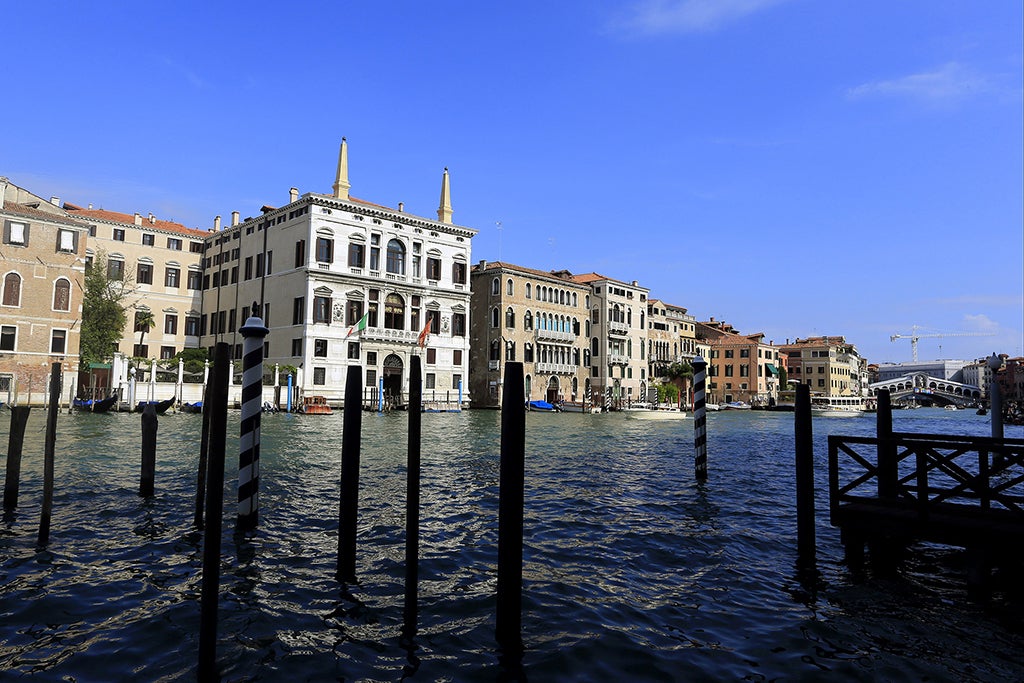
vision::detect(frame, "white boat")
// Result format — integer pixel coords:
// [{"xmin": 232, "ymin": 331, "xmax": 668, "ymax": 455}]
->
[
  {"xmin": 704, "ymin": 403, "xmax": 721, "ymax": 411},
  {"xmin": 720, "ymin": 401, "xmax": 751, "ymax": 411},
  {"xmin": 559, "ymin": 401, "xmax": 601, "ymax": 414},
  {"xmin": 811, "ymin": 396, "xmax": 867, "ymax": 417},
  {"xmin": 623, "ymin": 403, "xmax": 688, "ymax": 420}
]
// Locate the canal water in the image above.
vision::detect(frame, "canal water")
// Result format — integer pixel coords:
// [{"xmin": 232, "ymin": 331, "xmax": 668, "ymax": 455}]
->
[{"xmin": 1, "ymin": 407, "xmax": 1022, "ymax": 681}]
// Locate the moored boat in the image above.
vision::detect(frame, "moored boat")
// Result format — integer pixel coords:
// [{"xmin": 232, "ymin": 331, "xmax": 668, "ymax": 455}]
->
[
  {"xmin": 74, "ymin": 394, "xmax": 118, "ymax": 413},
  {"xmin": 624, "ymin": 404, "xmax": 688, "ymax": 420},
  {"xmin": 299, "ymin": 396, "xmax": 332, "ymax": 414},
  {"xmin": 559, "ymin": 401, "xmax": 601, "ymax": 414},
  {"xmin": 136, "ymin": 397, "xmax": 175, "ymax": 414},
  {"xmin": 527, "ymin": 400, "xmax": 560, "ymax": 412},
  {"xmin": 811, "ymin": 396, "xmax": 867, "ymax": 417},
  {"xmin": 720, "ymin": 401, "xmax": 751, "ymax": 411},
  {"xmin": 181, "ymin": 401, "xmax": 203, "ymax": 414}
]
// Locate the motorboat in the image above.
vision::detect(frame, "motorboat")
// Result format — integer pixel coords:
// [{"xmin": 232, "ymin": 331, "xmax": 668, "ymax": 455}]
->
[
  {"xmin": 298, "ymin": 396, "xmax": 332, "ymax": 414},
  {"xmin": 720, "ymin": 401, "xmax": 752, "ymax": 411},
  {"xmin": 811, "ymin": 396, "xmax": 867, "ymax": 417},
  {"xmin": 527, "ymin": 400, "xmax": 560, "ymax": 412},
  {"xmin": 624, "ymin": 403, "xmax": 688, "ymax": 420}
]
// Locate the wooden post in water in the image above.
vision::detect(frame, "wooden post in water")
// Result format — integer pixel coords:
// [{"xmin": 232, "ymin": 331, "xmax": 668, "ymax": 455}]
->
[
  {"xmin": 403, "ymin": 355, "xmax": 422, "ymax": 640},
  {"xmin": 496, "ymin": 361, "xmax": 525, "ymax": 655},
  {"xmin": 140, "ymin": 404, "xmax": 158, "ymax": 497},
  {"xmin": 194, "ymin": 379, "xmax": 213, "ymax": 529},
  {"xmin": 237, "ymin": 308, "xmax": 269, "ymax": 532},
  {"xmin": 337, "ymin": 365, "xmax": 362, "ymax": 584},
  {"xmin": 3, "ymin": 406, "xmax": 32, "ymax": 510},
  {"xmin": 198, "ymin": 343, "xmax": 230, "ymax": 680},
  {"xmin": 37, "ymin": 363, "xmax": 60, "ymax": 547},
  {"xmin": 692, "ymin": 356, "xmax": 708, "ymax": 481},
  {"xmin": 876, "ymin": 389, "xmax": 896, "ymax": 499},
  {"xmin": 794, "ymin": 383, "xmax": 815, "ymax": 563}
]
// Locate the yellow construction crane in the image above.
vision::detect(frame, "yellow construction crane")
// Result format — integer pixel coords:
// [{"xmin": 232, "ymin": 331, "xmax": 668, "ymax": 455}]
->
[{"xmin": 890, "ymin": 325, "xmax": 996, "ymax": 362}]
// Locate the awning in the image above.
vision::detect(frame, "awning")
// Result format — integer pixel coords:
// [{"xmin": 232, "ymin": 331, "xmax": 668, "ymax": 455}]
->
[{"xmin": 766, "ymin": 363, "xmax": 779, "ymax": 376}]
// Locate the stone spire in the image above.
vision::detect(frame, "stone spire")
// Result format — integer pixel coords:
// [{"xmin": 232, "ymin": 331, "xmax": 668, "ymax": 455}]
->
[
  {"xmin": 332, "ymin": 137, "xmax": 350, "ymax": 200},
  {"xmin": 437, "ymin": 167, "xmax": 452, "ymax": 224}
]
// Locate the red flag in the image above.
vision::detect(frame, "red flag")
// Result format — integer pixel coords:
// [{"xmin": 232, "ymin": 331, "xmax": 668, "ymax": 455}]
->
[{"xmin": 417, "ymin": 318, "xmax": 432, "ymax": 348}]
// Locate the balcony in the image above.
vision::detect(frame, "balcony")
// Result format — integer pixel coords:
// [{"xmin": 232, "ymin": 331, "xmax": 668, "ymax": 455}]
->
[
  {"xmin": 385, "ymin": 272, "xmax": 406, "ymax": 283},
  {"xmin": 609, "ymin": 352, "xmax": 629, "ymax": 366},
  {"xmin": 360, "ymin": 327, "xmax": 418, "ymax": 344},
  {"xmin": 608, "ymin": 321, "xmax": 629, "ymax": 337},
  {"xmin": 535, "ymin": 362, "xmax": 576, "ymax": 375},
  {"xmin": 535, "ymin": 328, "xmax": 576, "ymax": 344}
]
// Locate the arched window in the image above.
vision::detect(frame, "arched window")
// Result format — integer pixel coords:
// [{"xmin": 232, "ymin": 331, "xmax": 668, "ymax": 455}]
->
[
  {"xmin": 490, "ymin": 340, "xmax": 500, "ymax": 361},
  {"xmin": 491, "ymin": 278, "xmax": 499, "ymax": 295},
  {"xmin": 525, "ymin": 283, "xmax": 532, "ymax": 299},
  {"xmin": 560, "ymin": 291, "xmax": 565, "ymax": 305},
  {"xmin": 591, "ymin": 337, "xmax": 599, "ymax": 357},
  {"xmin": 53, "ymin": 278, "xmax": 71, "ymax": 311},
  {"xmin": 524, "ymin": 343, "xmax": 534, "ymax": 363},
  {"xmin": 505, "ymin": 307, "xmax": 515, "ymax": 328},
  {"xmin": 491, "ymin": 307, "xmax": 499, "ymax": 328},
  {"xmin": 627, "ymin": 308, "xmax": 632, "ymax": 326},
  {"xmin": 384, "ymin": 293, "xmax": 405, "ymax": 330},
  {"xmin": 3, "ymin": 273, "xmax": 22, "ymax": 307},
  {"xmin": 524, "ymin": 310, "xmax": 533, "ymax": 330},
  {"xmin": 572, "ymin": 293, "xmax": 577, "ymax": 307},
  {"xmin": 386, "ymin": 239, "xmax": 406, "ymax": 275},
  {"xmin": 506, "ymin": 279, "xmax": 513, "ymax": 296}
]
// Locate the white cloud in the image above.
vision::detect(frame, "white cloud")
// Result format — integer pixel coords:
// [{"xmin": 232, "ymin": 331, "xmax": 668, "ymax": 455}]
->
[
  {"xmin": 963, "ymin": 313, "xmax": 1001, "ymax": 332},
  {"xmin": 613, "ymin": 0, "xmax": 789, "ymax": 36},
  {"xmin": 846, "ymin": 62, "xmax": 1004, "ymax": 104}
]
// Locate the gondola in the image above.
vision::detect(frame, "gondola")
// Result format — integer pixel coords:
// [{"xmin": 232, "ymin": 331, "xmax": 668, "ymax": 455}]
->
[
  {"xmin": 136, "ymin": 396, "xmax": 175, "ymax": 414},
  {"xmin": 73, "ymin": 394, "xmax": 118, "ymax": 413}
]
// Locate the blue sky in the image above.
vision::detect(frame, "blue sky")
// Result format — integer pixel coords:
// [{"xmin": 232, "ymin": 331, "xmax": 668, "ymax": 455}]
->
[{"xmin": 4, "ymin": 1, "xmax": 1021, "ymax": 364}]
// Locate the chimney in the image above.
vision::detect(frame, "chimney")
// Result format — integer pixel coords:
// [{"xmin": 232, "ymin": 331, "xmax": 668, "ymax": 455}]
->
[
  {"xmin": 290, "ymin": 187, "xmax": 299, "ymax": 203},
  {"xmin": 148, "ymin": 213, "xmax": 155, "ymax": 224},
  {"xmin": 214, "ymin": 215, "xmax": 221, "ymax": 231},
  {"xmin": 50, "ymin": 196, "xmax": 61, "ymax": 206},
  {"xmin": 133, "ymin": 212, "xmax": 142, "ymax": 226},
  {"xmin": 479, "ymin": 259, "xmax": 487, "ymax": 270},
  {"xmin": 632, "ymin": 280, "xmax": 638, "ymax": 287},
  {"xmin": 88, "ymin": 203, "xmax": 93, "ymax": 209},
  {"xmin": 398, "ymin": 202, "xmax": 404, "ymax": 212},
  {"xmin": 231, "ymin": 211, "xmax": 240, "ymax": 227},
  {"xmin": 0, "ymin": 177, "xmax": 8, "ymax": 204}
]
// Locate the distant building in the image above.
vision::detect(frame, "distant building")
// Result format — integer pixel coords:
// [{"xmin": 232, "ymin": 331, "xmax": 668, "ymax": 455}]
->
[
  {"xmin": 572, "ymin": 273, "xmax": 650, "ymax": 409},
  {"xmin": 62, "ymin": 204, "xmax": 207, "ymax": 360},
  {"xmin": 875, "ymin": 360, "xmax": 967, "ymax": 384},
  {"xmin": 697, "ymin": 318, "xmax": 780, "ymax": 406},
  {"xmin": 468, "ymin": 261, "xmax": 591, "ymax": 407},
  {"xmin": 646, "ymin": 299, "xmax": 699, "ymax": 402},
  {"xmin": 0, "ymin": 178, "xmax": 88, "ymax": 404},
  {"xmin": 777, "ymin": 335, "xmax": 868, "ymax": 397},
  {"xmin": 198, "ymin": 140, "xmax": 476, "ymax": 406}
]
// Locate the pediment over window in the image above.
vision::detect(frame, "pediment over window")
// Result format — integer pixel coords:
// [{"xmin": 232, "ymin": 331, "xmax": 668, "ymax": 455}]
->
[
  {"xmin": 313, "ymin": 285, "xmax": 333, "ymax": 296},
  {"xmin": 451, "ymin": 303, "xmax": 466, "ymax": 313},
  {"xmin": 425, "ymin": 300, "xmax": 441, "ymax": 310},
  {"xmin": 345, "ymin": 289, "xmax": 364, "ymax": 299}
]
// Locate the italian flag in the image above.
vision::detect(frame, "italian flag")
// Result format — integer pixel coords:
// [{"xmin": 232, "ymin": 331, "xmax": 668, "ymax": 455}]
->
[{"xmin": 344, "ymin": 313, "xmax": 369, "ymax": 340}]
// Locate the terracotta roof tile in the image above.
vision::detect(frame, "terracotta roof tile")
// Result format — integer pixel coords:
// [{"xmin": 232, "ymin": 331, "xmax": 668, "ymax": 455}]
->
[
  {"xmin": 2, "ymin": 201, "xmax": 90, "ymax": 228},
  {"xmin": 64, "ymin": 206, "xmax": 208, "ymax": 238}
]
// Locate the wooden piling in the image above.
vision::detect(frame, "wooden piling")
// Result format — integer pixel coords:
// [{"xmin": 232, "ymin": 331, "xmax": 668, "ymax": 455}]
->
[
  {"xmin": 403, "ymin": 355, "xmax": 422, "ymax": 640},
  {"xmin": 198, "ymin": 343, "xmax": 231, "ymax": 680},
  {"xmin": 337, "ymin": 365, "xmax": 362, "ymax": 584},
  {"xmin": 194, "ymin": 380, "xmax": 213, "ymax": 529},
  {"xmin": 37, "ymin": 363, "xmax": 60, "ymax": 547},
  {"xmin": 794, "ymin": 383, "xmax": 815, "ymax": 563},
  {"xmin": 140, "ymin": 404, "xmax": 158, "ymax": 497},
  {"xmin": 496, "ymin": 361, "xmax": 525, "ymax": 655},
  {"xmin": 3, "ymin": 406, "xmax": 31, "ymax": 511},
  {"xmin": 692, "ymin": 356, "xmax": 708, "ymax": 481},
  {"xmin": 876, "ymin": 389, "xmax": 896, "ymax": 499}
]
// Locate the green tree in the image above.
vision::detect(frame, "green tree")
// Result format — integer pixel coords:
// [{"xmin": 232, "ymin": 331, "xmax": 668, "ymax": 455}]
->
[
  {"xmin": 665, "ymin": 361, "xmax": 694, "ymax": 407},
  {"xmin": 79, "ymin": 251, "xmax": 131, "ymax": 370},
  {"xmin": 134, "ymin": 309, "xmax": 156, "ymax": 357}
]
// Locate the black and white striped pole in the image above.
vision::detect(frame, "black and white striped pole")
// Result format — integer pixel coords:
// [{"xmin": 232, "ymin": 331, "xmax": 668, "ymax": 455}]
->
[
  {"xmin": 693, "ymin": 356, "xmax": 708, "ymax": 481},
  {"xmin": 238, "ymin": 303, "xmax": 269, "ymax": 532}
]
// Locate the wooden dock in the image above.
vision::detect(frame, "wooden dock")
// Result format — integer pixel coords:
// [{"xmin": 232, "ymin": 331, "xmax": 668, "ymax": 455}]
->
[{"xmin": 828, "ymin": 428, "xmax": 1024, "ymax": 590}]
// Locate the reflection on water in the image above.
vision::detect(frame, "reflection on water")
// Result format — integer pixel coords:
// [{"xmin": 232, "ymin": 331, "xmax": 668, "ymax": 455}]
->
[{"xmin": 0, "ymin": 408, "xmax": 1022, "ymax": 680}]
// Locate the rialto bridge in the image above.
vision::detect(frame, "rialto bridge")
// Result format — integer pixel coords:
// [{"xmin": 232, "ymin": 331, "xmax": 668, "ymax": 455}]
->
[{"xmin": 868, "ymin": 372, "xmax": 982, "ymax": 407}]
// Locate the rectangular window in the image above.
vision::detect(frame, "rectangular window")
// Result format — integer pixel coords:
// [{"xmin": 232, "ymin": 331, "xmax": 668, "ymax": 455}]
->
[
  {"xmin": 453, "ymin": 374, "xmax": 462, "ymax": 390},
  {"xmin": 291, "ymin": 338, "xmax": 303, "ymax": 356},
  {"xmin": 295, "ymin": 239, "xmax": 306, "ymax": 267},
  {"xmin": 212, "ymin": 272, "xmax": 220, "ymax": 288},
  {"xmin": 137, "ymin": 263, "xmax": 153, "ymax": 285},
  {"xmin": 133, "ymin": 343, "xmax": 148, "ymax": 357},
  {"xmin": 346, "ymin": 300, "xmax": 364, "ymax": 326},
  {"xmin": 317, "ymin": 237, "xmax": 334, "ymax": 263},
  {"xmin": 142, "ymin": 233, "xmax": 155, "ymax": 246},
  {"xmin": 725, "ymin": 349, "xmax": 734, "ymax": 358},
  {"xmin": 113, "ymin": 228, "xmax": 125, "ymax": 241},
  {"xmin": 314, "ymin": 338, "xmax": 328, "ymax": 357},
  {"xmin": 366, "ymin": 368, "xmax": 377, "ymax": 387},
  {"xmin": 190, "ymin": 241, "xmax": 204, "ymax": 253},
  {"xmin": 58, "ymin": 229, "xmax": 76, "ymax": 252},
  {"xmin": 452, "ymin": 313, "xmax": 466, "ymax": 337},
  {"xmin": 426, "ymin": 310, "xmax": 441, "ymax": 337},
  {"xmin": 185, "ymin": 316, "xmax": 200, "ymax": 336},
  {"xmin": 425, "ymin": 373, "xmax": 436, "ymax": 389},
  {"xmin": 348, "ymin": 242, "xmax": 364, "ymax": 267},
  {"xmin": 412, "ymin": 255, "xmax": 421, "ymax": 278},
  {"xmin": 313, "ymin": 367, "xmax": 326, "ymax": 385},
  {"xmin": 426, "ymin": 257, "xmax": 442, "ymax": 281},
  {"xmin": 50, "ymin": 329, "xmax": 67, "ymax": 354},
  {"xmin": 165, "ymin": 267, "xmax": 180, "ymax": 287},
  {"xmin": 266, "ymin": 250, "xmax": 273, "ymax": 275},
  {"xmin": 160, "ymin": 346, "xmax": 175, "ymax": 359},
  {"xmin": 256, "ymin": 253, "xmax": 264, "ymax": 277},
  {"xmin": 167, "ymin": 238, "xmax": 182, "ymax": 250},
  {"xmin": 369, "ymin": 234, "xmax": 380, "ymax": 270},
  {"xmin": 228, "ymin": 309, "xmax": 237, "ymax": 333},
  {"xmin": 348, "ymin": 342, "xmax": 360, "ymax": 359},
  {"xmin": 4, "ymin": 220, "xmax": 28, "ymax": 245},
  {"xmin": 0, "ymin": 325, "xmax": 16, "ymax": 351},
  {"xmin": 245, "ymin": 256, "xmax": 253, "ymax": 280},
  {"xmin": 164, "ymin": 315, "xmax": 178, "ymax": 334},
  {"xmin": 452, "ymin": 261, "xmax": 466, "ymax": 284},
  {"xmin": 725, "ymin": 365, "xmax": 734, "ymax": 377},
  {"xmin": 313, "ymin": 296, "xmax": 331, "ymax": 324},
  {"xmin": 108, "ymin": 260, "xmax": 125, "ymax": 280},
  {"xmin": 293, "ymin": 297, "xmax": 305, "ymax": 325},
  {"xmin": 426, "ymin": 348, "xmax": 437, "ymax": 365},
  {"xmin": 187, "ymin": 270, "xmax": 202, "ymax": 290}
]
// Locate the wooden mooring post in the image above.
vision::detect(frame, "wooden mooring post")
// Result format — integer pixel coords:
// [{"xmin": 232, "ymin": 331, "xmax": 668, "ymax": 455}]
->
[
  {"xmin": 198, "ymin": 343, "xmax": 230, "ymax": 680},
  {"xmin": 139, "ymin": 404, "xmax": 157, "ymax": 497},
  {"xmin": 194, "ymin": 380, "xmax": 213, "ymax": 529},
  {"xmin": 692, "ymin": 356, "xmax": 708, "ymax": 481},
  {"xmin": 496, "ymin": 361, "xmax": 525, "ymax": 658},
  {"xmin": 794, "ymin": 384, "xmax": 815, "ymax": 565},
  {"xmin": 3, "ymin": 406, "xmax": 31, "ymax": 511},
  {"xmin": 37, "ymin": 363, "xmax": 60, "ymax": 547},
  {"xmin": 403, "ymin": 355, "xmax": 422, "ymax": 642},
  {"xmin": 338, "ymin": 365, "xmax": 362, "ymax": 584}
]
